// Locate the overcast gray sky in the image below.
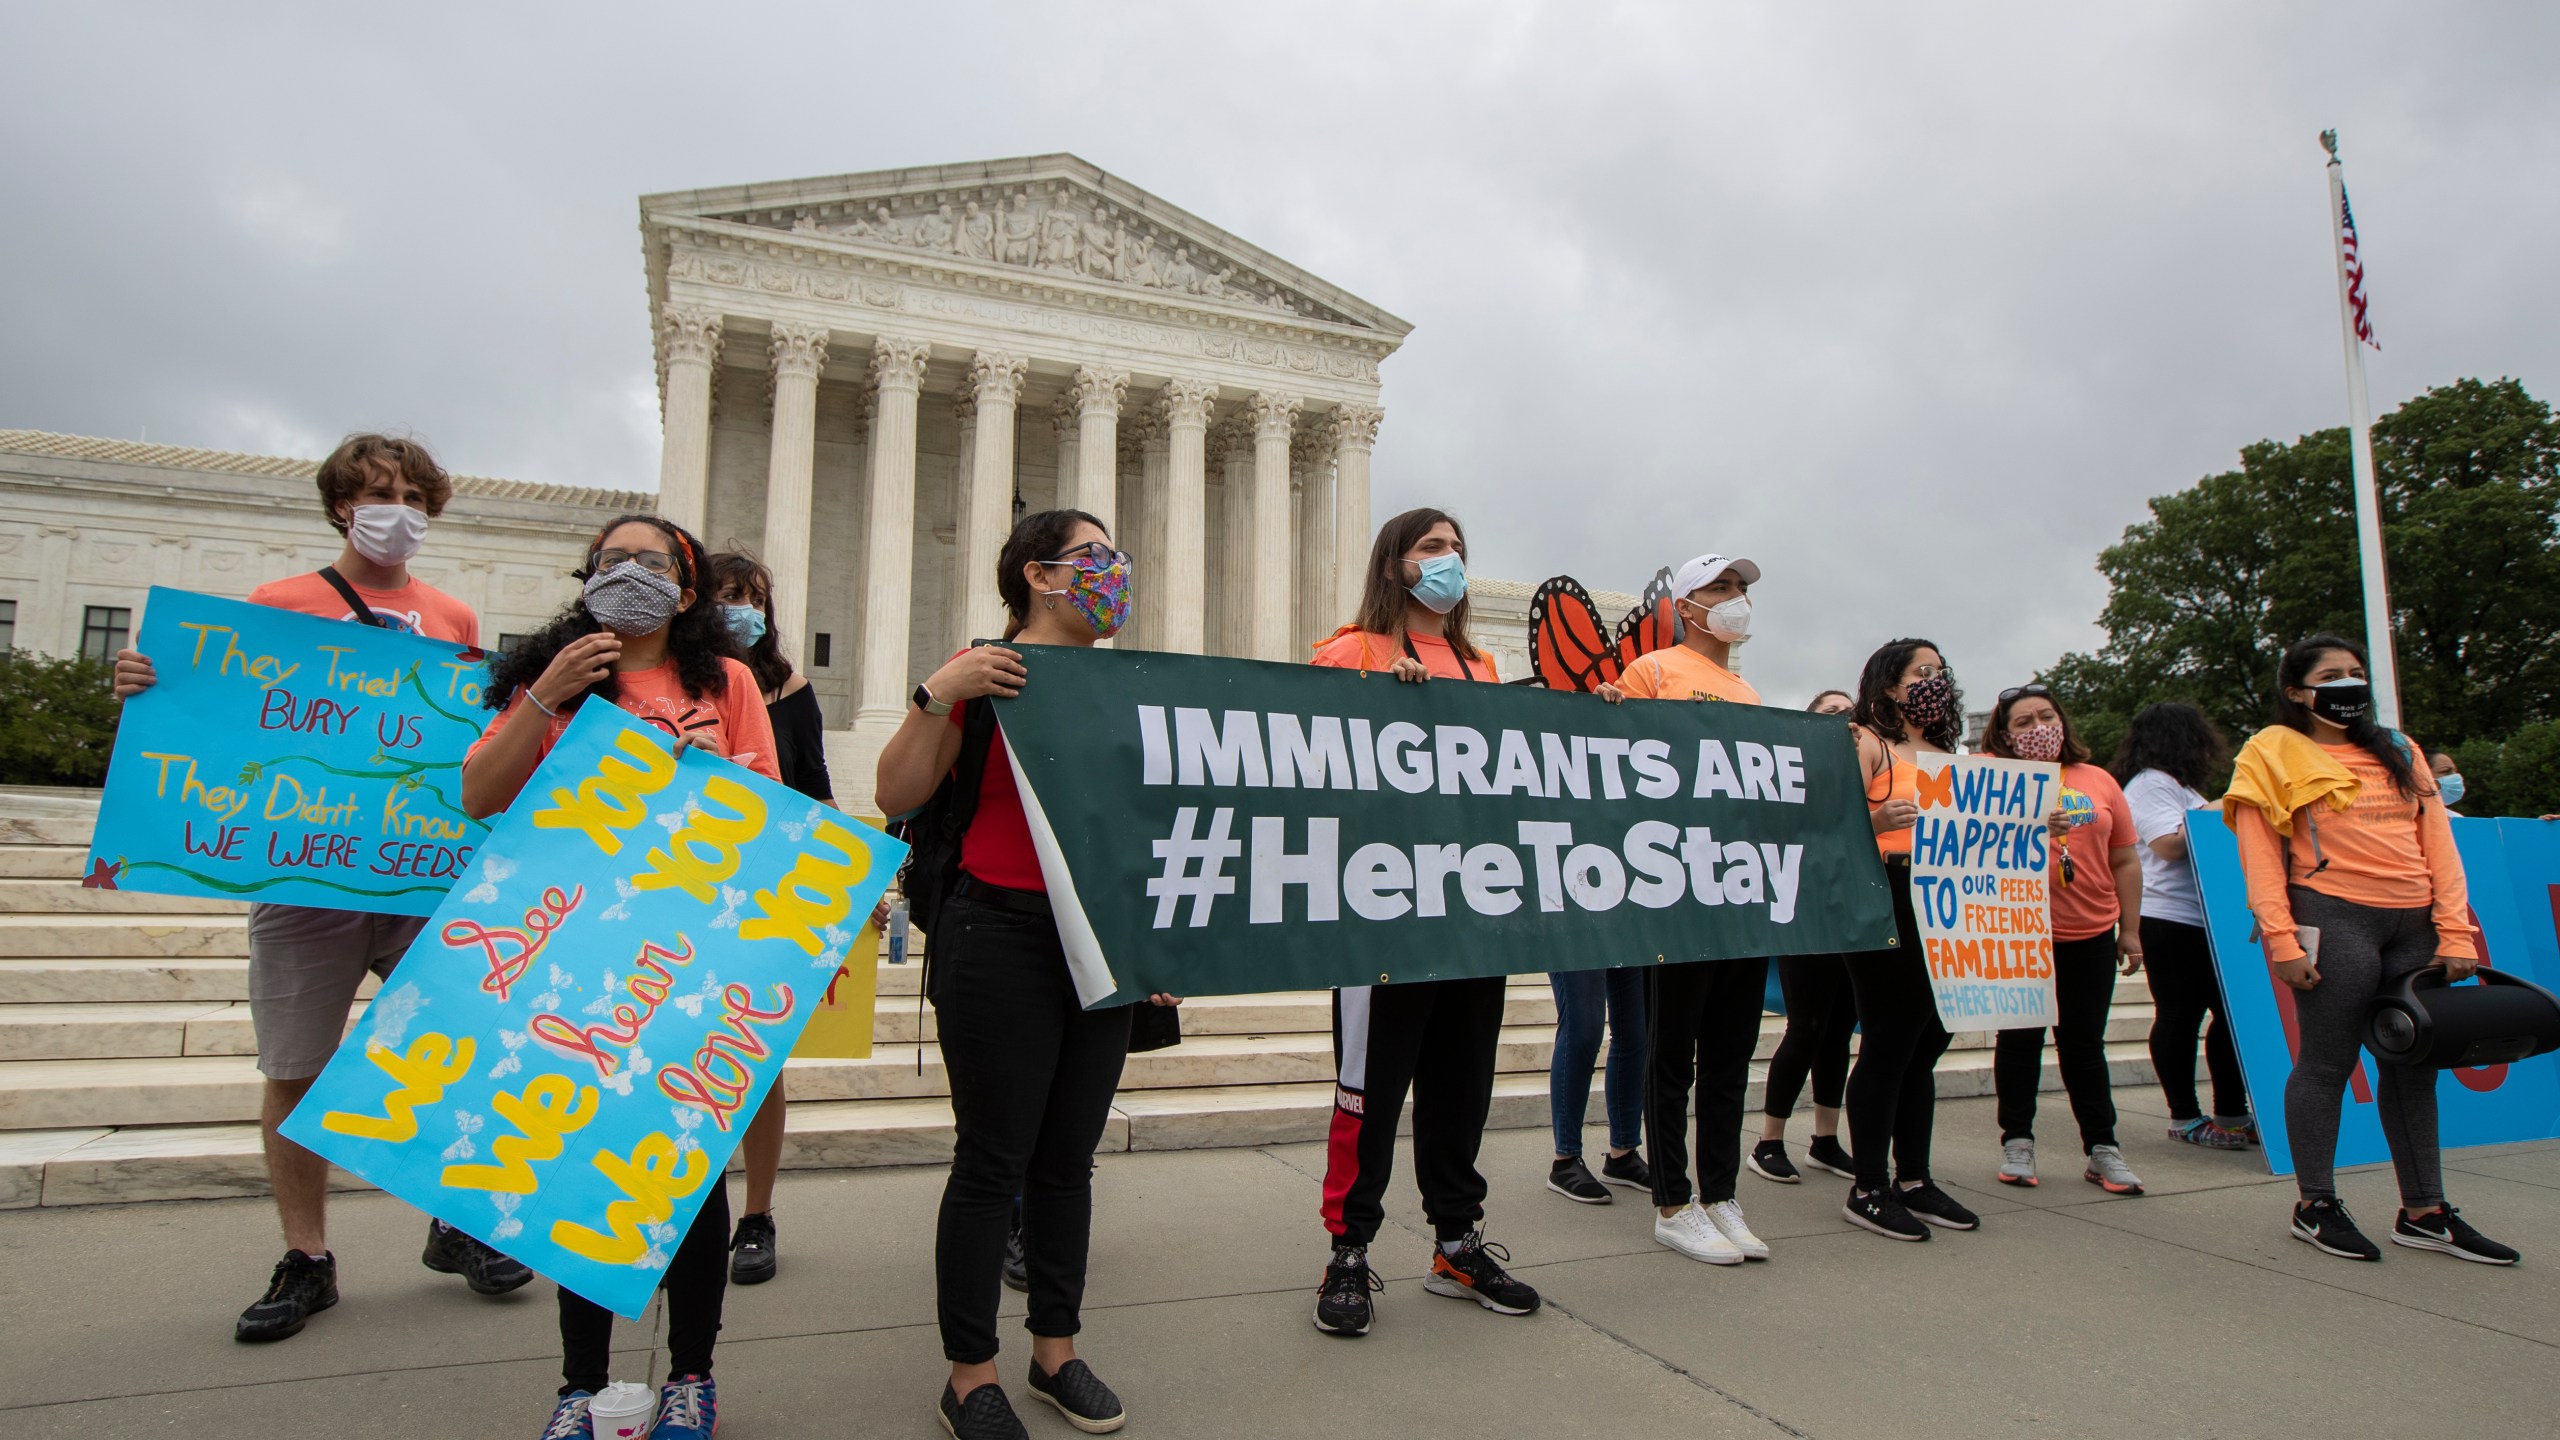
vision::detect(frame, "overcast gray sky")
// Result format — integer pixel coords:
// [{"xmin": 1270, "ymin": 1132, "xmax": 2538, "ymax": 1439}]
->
[{"xmin": 4, "ymin": 2, "xmax": 2551, "ymax": 705}]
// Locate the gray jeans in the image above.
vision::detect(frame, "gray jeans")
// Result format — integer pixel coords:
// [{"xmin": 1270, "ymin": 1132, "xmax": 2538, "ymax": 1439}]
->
[{"xmin": 2282, "ymin": 887, "xmax": 2445, "ymax": 1209}]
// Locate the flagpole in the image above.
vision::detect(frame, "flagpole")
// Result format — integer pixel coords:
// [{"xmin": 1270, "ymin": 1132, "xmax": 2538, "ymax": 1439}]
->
[{"xmin": 2321, "ymin": 129, "xmax": 2401, "ymax": 728}]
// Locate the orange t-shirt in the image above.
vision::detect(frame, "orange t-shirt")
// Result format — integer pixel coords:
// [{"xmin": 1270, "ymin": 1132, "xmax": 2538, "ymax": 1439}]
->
[
  {"xmin": 471, "ymin": 656, "xmax": 781, "ymax": 784},
  {"xmin": 2234, "ymin": 739, "xmax": 2472, "ymax": 962},
  {"xmin": 1863, "ymin": 738, "xmax": 1920, "ymax": 857},
  {"xmin": 1309, "ymin": 628, "xmax": 1498, "ymax": 682},
  {"xmin": 2050, "ymin": 762, "xmax": 2138, "ymax": 941},
  {"xmin": 1616, "ymin": 646, "xmax": 1759, "ymax": 705},
  {"xmin": 247, "ymin": 572, "xmax": 480, "ymax": 647}
]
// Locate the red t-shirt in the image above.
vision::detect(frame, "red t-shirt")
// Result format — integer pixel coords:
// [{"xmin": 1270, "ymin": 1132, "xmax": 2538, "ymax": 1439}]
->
[
  {"xmin": 470, "ymin": 656, "xmax": 781, "ymax": 784},
  {"xmin": 947, "ymin": 649, "xmax": 1045, "ymax": 891},
  {"xmin": 2051, "ymin": 762, "xmax": 2137, "ymax": 941},
  {"xmin": 247, "ymin": 571, "xmax": 480, "ymax": 647}
]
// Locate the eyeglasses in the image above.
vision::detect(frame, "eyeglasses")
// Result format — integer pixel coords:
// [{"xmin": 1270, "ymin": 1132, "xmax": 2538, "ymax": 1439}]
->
[
  {"xmin": 592, "ymin": 548, "xmax": 679, "ymax": 577},
  {"xmin": 1998, "ymin": 684, "xmax": 2053, "ymax": 704},
  {"xmin": 1044, "ymin": 542, "xmax": 1131, "ymax": 571},
  {"xmin": 1910, "ymin": 664, "xmax": 1950, "ymax": 680}
]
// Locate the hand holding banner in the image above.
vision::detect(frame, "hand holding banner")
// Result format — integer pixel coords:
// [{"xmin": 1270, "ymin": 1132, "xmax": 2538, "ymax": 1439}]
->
[
  {"xmin": 1909, "ymin": 753, "xmax": 2062, "ymax": 1031},
  {"xmin": 280, "ymin": 702, "xmax": 906, "ymax": 1316},
  {"xmin": 85, "ymin": 587, "xmax": 495, "ymax": 914}
]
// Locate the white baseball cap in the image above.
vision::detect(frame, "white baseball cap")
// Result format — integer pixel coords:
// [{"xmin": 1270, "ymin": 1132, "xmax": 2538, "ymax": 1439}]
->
[{"xmin": 1671, "ymin": 553, "xmax": 1761, "ymax": 600}]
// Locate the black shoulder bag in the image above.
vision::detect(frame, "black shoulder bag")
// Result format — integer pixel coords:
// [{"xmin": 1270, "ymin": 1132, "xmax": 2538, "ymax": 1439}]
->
[{"xmin": 316, "ymin": 567, "xmax": 389, "ymax": 628}]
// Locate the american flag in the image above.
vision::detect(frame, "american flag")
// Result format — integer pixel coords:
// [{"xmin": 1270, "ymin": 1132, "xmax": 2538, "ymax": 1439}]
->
[{"xmin": 2338, "ymin": 185, "xmax": 2378, "ymax": 350}]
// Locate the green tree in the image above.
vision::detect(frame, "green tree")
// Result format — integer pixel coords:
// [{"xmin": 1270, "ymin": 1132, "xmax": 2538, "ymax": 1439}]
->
[
  {"xmin": 2044, "ymin": 378, "xmax": 2560, "ymax": 805},
  {"xmin": 0, "ymin": 651, "xmax": 122, "ymax": 787}
]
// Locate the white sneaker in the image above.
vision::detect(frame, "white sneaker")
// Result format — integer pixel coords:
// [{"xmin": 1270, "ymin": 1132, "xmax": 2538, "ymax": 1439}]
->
[
  {"xmin": 1705, "ymin": 1199, "xmax": 1771, "ymax": 1260},
  {"xmin": 1998, "ymin": 1137, "xmax": 2038, "ymax": 1187},
  {"xmin": 1654, "ymin": 1202, "xmax": 1744, "ymax": 1265}
]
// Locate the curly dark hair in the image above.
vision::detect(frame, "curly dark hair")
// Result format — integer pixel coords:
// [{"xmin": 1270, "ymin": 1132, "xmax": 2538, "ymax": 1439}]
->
[
  {"xmin": 706, "ymin": 548, "xmax": 793, "ymax": 696},
  {"xmin": 1981, "ymin": 686, "xmax": 2093, "ymax": 767},
  {"xmin": 481, "ymin": 514, "xmax": 738, "ymax": 713},
  {"xmin": 1852, "ymin": 638, "xmax": 1962, "ymax": 750},
  {"xmin": 997, "ymin": 508, "xmax": 1108, "ymax": 640},
  {"xmin": 2108, "ymin": 701, "xmax": 2228, "ymax": 792},
  {"xmin": 2273, "ymin": 633, "xmax": 2422, "ymax": 798}
]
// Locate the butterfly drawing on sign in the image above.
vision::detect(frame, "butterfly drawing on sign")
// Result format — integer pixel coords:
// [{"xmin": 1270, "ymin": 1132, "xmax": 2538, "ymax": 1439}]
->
[{"xmin": 1527, "ymin": 567, "xmax": 1680, "ymax": 692}]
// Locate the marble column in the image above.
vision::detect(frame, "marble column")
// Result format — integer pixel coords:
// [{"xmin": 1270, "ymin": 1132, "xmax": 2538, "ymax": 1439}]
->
[
  {"xmin": 1159, "ymin": 379, "xmax": 1214, "ymax": 654},
  {"xmin": 1051, "ymin": 397, "xmax": 1080, "ymax": 512},
  {"xmin": 1292, "ymin": 425, "xmax": 1334, "ymax": 649},
  {"xmin": 958, "ymin": 351, "xmax": 1025, "ymax": 648},
  {"xmin": 1131, "ymin": 410, "xmax": 1170, "ymax": 651},
  {"xmin": 760, "ymin": 321, "xmax": 829, "ymax": 667},
  {"xmin": 654, "ymin": 306, "xmax": 722, "ymax": 534},
  {"xmin": 855, "ymin": 336, "xmax": 932, "ymax": 731},
  {"xmin": 1069, "ymin": 365, "xmax": 1129, "ymax": 534},
  {"xmin": 1214, "ymin": 410, "xmax": 1255, "ymax": 657},
  {"xmin": 1246, "ymin": 393, "xmax": 1301, "ymax": 662},
  {"xmin": 1329, "ymin": 404, "xmax": 1383, "ymax": 623},
  {"xmin": 946, "ymin": 389, "xmax": 978, "ymax": 656}
]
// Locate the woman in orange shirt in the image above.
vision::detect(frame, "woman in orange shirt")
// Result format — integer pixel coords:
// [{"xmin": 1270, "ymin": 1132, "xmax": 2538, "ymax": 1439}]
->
[
  {"xmin": 1979, "ymin": 685, "xmax": 2146, "ymax": 1196},
  {"xmin": 1838, "ymin": 639, "xmax": 1981, "ymax": 1242},
  {"xmin": 2232, "ymin": 635, "xmax": 2516, "ymax": 1265},
  {"xmin": 1310, "ymin": 507, "xmax": 1541, "ymax": 1340}
]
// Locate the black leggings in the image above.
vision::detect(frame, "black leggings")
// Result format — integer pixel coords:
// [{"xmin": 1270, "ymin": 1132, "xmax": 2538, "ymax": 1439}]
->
[
  {"xmin": 1843, "ymin": 875, "xmax": 1948, "ymax": 1191},
  {"xmin": 2141, "ymin": 917, "xmax": 2248, "ymax": 1122},
  {"xmin": 559, "ymin": 1177, "xmax": 728, "ymax": 1394},
  {"xmin": 1763, "ymin": 952, "xmax": 1856, "ymax": 1117},
  {"xmin": 1994, "ymin": 931, "xmax": 2120, "ymax": 1152},
  {"xmin": 931, "ymin": 893, "xmax": 1133, "ymax": 1365}
]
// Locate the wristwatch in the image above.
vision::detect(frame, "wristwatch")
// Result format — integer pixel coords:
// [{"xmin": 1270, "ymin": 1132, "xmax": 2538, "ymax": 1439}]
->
[{"xmin": 912, "ymin": 683, "xmax": 954, "ymax": 717}]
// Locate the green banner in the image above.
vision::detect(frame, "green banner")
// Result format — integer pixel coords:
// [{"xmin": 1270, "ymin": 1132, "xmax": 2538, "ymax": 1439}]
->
[{"xmin": 994, "ymin": 646, "xmax": 1898, "ymax": 1006}]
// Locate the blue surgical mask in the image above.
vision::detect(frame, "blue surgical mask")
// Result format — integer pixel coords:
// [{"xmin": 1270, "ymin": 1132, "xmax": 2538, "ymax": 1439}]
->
[
  {"xmin": 1407, "ymin": 553, "xmax": 1468, "ymax": 615},
  {"xmin": 2438, "ymin": 772, "xmax": 2465, "ymax": 808},
  {"xmin": 723, "ymin": 603, "xmax": 768, "ymax": 645}
]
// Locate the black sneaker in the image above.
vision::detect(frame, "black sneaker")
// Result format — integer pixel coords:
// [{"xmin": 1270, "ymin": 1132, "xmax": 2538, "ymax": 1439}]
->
[
  {"xmin": 1001, "ymin": 1214, "xmax": 1029, "ymax": 1293},
  {"xmin": 1423, "ymin": 1229, "xmax": 1540, "ymax": 1316},
  {"xmin": 1312, "ymin": 1245, "xmax": 1382, "ymax": 1336},
  {"xmin": 1803, "ymin": 1134, "xmax": 1858, "ymax": 1179},
  {"xmin": 1027, "ymin": 1358, "xmax": 1126, "ymax": 1435},
  {"xmin": 1747, "ymin": 1139, "xmax": 1801, "ymax": 1184},
  {"xmin": 1896, "ymin": 1180, "xmax": 1981, "ymax": 1231},
  {"xmin": 1841, "ymin": 1186, "xmax": 1930, "ymax": 1242},
  {"xmin": 730, "ymin": 1211, "xmax": 778, "ymax": 1285},
  {"xmin": 2392, "ymin": 1207, "xmax": 2518, "ymax": 1266},
  {"xmin": 2292, "ymin": 1196, "xmax": 2381, "ymax": 1261},
  {"xmin": 939, "ymin": 1382, "xmax": 1030, "ymax": 1440},
  {"xmin": 1547, "ymin": 1156, "xmax": 1611, "ymax": 1204},
  {"xmin": 421, "ymin": 1219, "xmax": 533, "ymax": 1295},
  {"xmin": 1599, "ymin": 1150, "xmax": 1653, "ymax": 1191},
  {"xmin": 235, "ymin": 1249, "xmax": 338, "ymax": 1342}
]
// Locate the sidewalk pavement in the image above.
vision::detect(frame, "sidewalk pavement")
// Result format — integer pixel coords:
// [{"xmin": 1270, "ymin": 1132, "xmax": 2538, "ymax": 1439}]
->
[{"xmin": 5, "ymin": 1092, "xmax": 2555, "ymax": 1438}]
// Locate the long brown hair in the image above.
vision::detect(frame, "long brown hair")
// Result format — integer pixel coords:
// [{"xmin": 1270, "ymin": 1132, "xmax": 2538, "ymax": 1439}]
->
[
  {"xmin": 706, "ymin": 549, "xmax": 794, "ymax": 695},
  {"xmin": 1981, "ymin": 685, "xmax": 2093, "ymax": 767},
  {"xmin": 1349, "ymin": 506, "xmax": 1478, "ymax": 660}
]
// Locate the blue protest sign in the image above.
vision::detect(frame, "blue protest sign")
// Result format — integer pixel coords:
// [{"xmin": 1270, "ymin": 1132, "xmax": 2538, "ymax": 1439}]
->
[
  {"xmin": 2187, "ymin": 809, "xmax": 2560, "ymax": 1175},
  {"xmin": 85, "ymin": 586, "xmax": 494, "ymax": 914},
  {"xmin": 280, "ymin": 701, "xmax": 907, "ymax": 1316}
]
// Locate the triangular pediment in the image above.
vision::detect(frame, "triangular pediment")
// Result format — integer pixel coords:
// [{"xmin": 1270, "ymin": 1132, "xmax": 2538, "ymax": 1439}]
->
[{"xmin": 641, "ymin": 154, "xmax": 1408, "ymax": 337}]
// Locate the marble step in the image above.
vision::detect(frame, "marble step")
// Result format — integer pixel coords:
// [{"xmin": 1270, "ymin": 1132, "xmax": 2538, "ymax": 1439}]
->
[
  {"xmin": 0, "ymin": 815, "xmax": 99, "ymax": 847},
  {"xmin": 8, "ymin": 1043, "xmax": 2165, "ymax": 1208},
  {"xmin": 0, "ymin": 845, "xmax": 95, "ymax": 879},
  {"xmin": 0, "ymin": 878, "xmax": 246, "ymax": 915},
  {"xmin": 0, "ymin": 1002, "xmax": 246, "ymax": 1061},
  {"xmin": 0, "ymin": 914, "xmax": 249, "ymax": 958},
  {"xmin": 0, "ymin": 958, "xmax": 267, "ymax": 1004}
]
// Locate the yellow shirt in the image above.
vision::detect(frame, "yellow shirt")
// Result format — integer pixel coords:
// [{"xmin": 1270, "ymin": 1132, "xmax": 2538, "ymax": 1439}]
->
[{"xmin": 1617, "ymin": 646, "xmax": 1760, "ymax": 705}]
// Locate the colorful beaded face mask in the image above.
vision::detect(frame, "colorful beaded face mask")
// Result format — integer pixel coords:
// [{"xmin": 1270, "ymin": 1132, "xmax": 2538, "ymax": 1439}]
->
[{"xmin": 1042, "ymin": 554, "xmax": 1131, "ymax": 639}]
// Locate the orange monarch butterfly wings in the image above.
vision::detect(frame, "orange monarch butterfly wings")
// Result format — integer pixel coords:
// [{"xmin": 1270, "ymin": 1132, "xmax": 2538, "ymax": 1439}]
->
[{"xmin": 1527, "ymin": 568, "xmax": 1678, "ymax": 692}]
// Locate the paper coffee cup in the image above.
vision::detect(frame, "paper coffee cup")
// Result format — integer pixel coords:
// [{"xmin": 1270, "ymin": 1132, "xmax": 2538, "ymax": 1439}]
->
[{"xmin": 588, "ymin": 1381, "xmax": 658, "ymax": 1439}]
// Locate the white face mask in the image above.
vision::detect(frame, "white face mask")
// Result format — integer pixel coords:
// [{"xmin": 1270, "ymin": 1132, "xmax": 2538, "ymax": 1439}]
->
[
  {"xmin": 1683, "ymin": 594, "xmax": 1753, "ymax": 644},
  {"xmin": 347, "ymin": 503, "xmax": 429, "ymax": 566}
]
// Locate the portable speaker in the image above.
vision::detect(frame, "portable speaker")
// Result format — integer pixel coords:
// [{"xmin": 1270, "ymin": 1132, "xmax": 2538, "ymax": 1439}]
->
[{"xmin": 2366, "ymin": 965, "xmax": 2560, "ymax": 1070}]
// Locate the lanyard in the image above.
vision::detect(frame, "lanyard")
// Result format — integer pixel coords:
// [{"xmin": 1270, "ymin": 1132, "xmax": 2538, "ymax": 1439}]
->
[{"xmin": 1402, "ymin": 631, "xmax": 1478, "ymax": 682}]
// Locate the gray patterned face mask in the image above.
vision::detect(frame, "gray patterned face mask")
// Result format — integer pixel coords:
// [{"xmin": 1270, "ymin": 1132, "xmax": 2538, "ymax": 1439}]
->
[{"xmin": 582, "ymin": 561, "xmax": 683, "ymax": 636}]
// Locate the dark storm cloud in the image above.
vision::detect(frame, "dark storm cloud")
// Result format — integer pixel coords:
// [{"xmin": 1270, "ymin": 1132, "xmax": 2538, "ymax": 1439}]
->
[{"xmin": 2, "ymin": 1, "xmax": 2550, "ymax": 705}]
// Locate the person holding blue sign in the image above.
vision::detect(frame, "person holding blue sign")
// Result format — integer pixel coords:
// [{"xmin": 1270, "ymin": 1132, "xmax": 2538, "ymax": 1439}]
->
[
  {"xmin": 109, "ymin": 432, "xmax": 534, "ymax": 1343},
  {"xmin": 466, "ymin": 513, "xmax": 778, "ymax": 1440},
  {"xmin": 2227, "ymin": 635, "xmax": 2519, "ymax": 1266}
]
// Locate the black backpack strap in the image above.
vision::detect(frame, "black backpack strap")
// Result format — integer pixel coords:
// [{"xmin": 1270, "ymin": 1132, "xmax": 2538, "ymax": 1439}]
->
[{"xmin": 318, "ymin": 567, "xmax": 388, "ymax": 628}]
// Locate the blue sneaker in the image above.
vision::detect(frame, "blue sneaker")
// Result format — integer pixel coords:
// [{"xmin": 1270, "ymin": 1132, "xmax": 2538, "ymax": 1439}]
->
[
  {"xmin": 651, "ymin": 1375, "xmax": 717, "ymax": 1438},
  {"xmin": 541, "ymin": 1391, "xmax": 595, "ymax": 1440}
]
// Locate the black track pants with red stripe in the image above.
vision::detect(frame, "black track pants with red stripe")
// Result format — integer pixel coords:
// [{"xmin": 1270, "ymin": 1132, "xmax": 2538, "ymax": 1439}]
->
[{"xmin": 1321, "ymin": 975, "xmax": 1507, "ymax": 1247}]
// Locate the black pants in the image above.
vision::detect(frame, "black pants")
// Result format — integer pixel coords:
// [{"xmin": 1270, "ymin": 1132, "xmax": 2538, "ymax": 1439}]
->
[
  {"xmin": 1322, "ymin": 975, "xmax": 1505, "ymax": 1246},
  {"xmin": 1763, "ymin": 952, "xmax": 1857, "ymax": 1117},
  {"xmin": 1843, "ymin": 875, "xmax": 1949, "ymax": 1191},
  {"xmin": 931, "ymin": 893, "xmax": 1133, "ymax": 1365},
  {"xmin": 1646, "ymin": 957, "xmax": 1770, "ymax": 1208},
  {"xmin": 1994, "ymin": 930, "xmax": 2121, "ymax": 1152},
  {"xmin": 2141, "ymin": 917, "xmax": 2248, "ymax": 1122},
  {"xmin": 559, "ymin": 1177, "xmax": 729, "ymax": 1394}
]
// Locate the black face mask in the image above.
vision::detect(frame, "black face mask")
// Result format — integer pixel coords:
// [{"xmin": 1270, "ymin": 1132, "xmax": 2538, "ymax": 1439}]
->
[{"xmin": 2308, "ymin": 679, "xmax": 2372, "ymax": 727}]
